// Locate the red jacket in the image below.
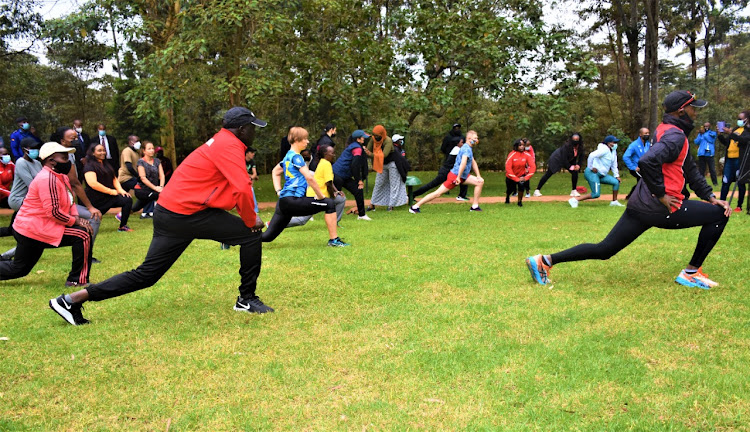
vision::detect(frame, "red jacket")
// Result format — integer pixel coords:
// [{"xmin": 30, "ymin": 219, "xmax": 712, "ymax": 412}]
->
[
  {"xmin": 0, "ymin": 161, "xmax": 14, "ymax": 199},
  {"xmin": 157, "ymin": 129, "xmax": 257, "ymax": 228},
  {"xmin": 13, "ymin": 166, "xmax": 78, "ymax": 246},
  {"xmin": 505, "ymin": 150, "xmax": 536, "ymax": 181}
]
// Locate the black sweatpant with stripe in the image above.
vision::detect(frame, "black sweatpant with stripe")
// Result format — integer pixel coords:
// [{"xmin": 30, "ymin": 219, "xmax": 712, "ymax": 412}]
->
[
  {"xmin": 412, "ymin": 167, "xmax": 468, "ymax": 198},
  {"xmin": 86, "ymin": 205, "xmax": 262, "ymax": 301},
  {"xmin": 551, "ymin": 201, "xmax": 728, "ymax": 268},
  {"xmin": 0, "ymin": 226, "xmax": 92, "ymax": 284},
  {"xmin": 262, "ymin": 196, "xmax": 335, "ymax": 243}
]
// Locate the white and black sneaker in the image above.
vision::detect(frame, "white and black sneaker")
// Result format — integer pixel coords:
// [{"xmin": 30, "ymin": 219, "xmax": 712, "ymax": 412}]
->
[
  {"xmin": 233, "ymin": 296, "xmax": 274, "ymax": 314},
  {"xmin": 49, "ymin": 295, "xmax": 90, "ymax": 326}
]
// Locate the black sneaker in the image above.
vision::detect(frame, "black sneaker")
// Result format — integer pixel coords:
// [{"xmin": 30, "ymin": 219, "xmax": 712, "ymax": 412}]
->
[
  {"xmin": 233, "ymin": 296, "xmax": 274, "ymax": 314},
  {"xmin": 408, "ymin": 205, "xmax": 421, "ymax": 214},
  {"xmin": 469, "ymin": 206, "xmax": 483, "ymax": 212},
  {"xmin": 49, "ymin": 295, "xmax": 90, "ymax": 325},
  {"xmin": 92, "ymin": 257, "xmax": 101, "ymax": 264}
]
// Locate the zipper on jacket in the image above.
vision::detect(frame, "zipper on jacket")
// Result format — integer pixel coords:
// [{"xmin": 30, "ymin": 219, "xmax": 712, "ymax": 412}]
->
[{"xmin": 203, "ymin": 187, "xmax": 218, "ymax": 205}]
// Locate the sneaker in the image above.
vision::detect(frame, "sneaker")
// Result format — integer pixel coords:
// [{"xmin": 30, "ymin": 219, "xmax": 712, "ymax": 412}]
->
[
  {"xmin": 609, "ymin": 200, "xmax": 625, "ymax": 207},
  {"xmin": 115, "ymin": 212, "xmax": 122, "ymax": 222},
  {"xmin": 357, "ymin": 214, "xmax": 373, "ymax": 221},
  {"xmin": 524, "ymin": 193, "xmax": 530, "ymax": 198},
  {"xmin": 139, "ymin": 213, "xmax": 150, "ymax": 219},
  {"xmin": 694, "ymin": 268, "xmax": 719, "ymax": 288},
  {"xmin": 511, "ymin": 192, "xmax": 518, "ymax": 197},
  {"xmin": 570, "ymin": 189, "xmax": 581, "ymax": 197},
  {"xmin": 734, "ymin": 207, "xmax": 742, "ymax": 213},
  {"xmin": 533, "ymin": 190, "xmax": 542, "ymax": 197},
  {"xmin": 91, "ymin": 257, "xmax": 101, "ymax": 264},
  {"xmin": 456, "ymin": 196, "xmax": 469, "ymax": 201},
  {"xmin": 675, "ymin": 270, "xmax": 711, "ymax": 290},
  {"xmin": 149, "ymin": 212, "xmax": 154, "ymax": 217},
  {"xmin": 65, "ymin": 281, "xmax": 89, "ymax": 288},
  {"xmin": 220, "ymin": 243, "xmax": 231, "ymax": 250},
  {"xmin": 568, "ymin": 197, "xmax": 579, "ymax": 208},
  {"xmin": 49, "ymin": 295, "xmax": 90, "ymax": 325},
  {"xmin": 233, "ymin": 296, "xmax": 274, "ymax": 314},
  {"xmin": 469, "ymin": 206, "xmax": 483, "ymax": 212},
  {"xmin": 408, "ymin": 206, "xmax": 421, "ymax": 214},
  {"xmin": 327, "ymin": 237, "xmax": 351, "ymax": 247},
  {"xmin": 118, "ymin": 226, "xmax": 133, "ymax": 232},
  {"xmin": 518, "ymin": 201, "xmax": 523, "ymax": 207},
  {"xmin": 526, "ymin": 255, "xmax": 551, "ymax": 285}
]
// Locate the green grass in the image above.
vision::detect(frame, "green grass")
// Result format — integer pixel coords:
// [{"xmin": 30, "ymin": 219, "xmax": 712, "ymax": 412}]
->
[{"xmin": 1, "ymin": 172, "xmax": 749, "ymax": 431}]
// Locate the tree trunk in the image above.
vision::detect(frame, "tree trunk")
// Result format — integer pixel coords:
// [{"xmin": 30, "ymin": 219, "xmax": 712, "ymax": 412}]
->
[
  {"xmin": 644, "ymin": 0, "xmax": 659, "ymax": 130},
  {"xmin": 161, "ymin": 104, "xmax": 177, "ymax": 168}
]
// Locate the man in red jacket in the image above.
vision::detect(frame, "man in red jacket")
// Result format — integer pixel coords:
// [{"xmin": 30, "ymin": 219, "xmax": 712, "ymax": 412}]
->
[{"xmin": 50, "ymin": 107, "xmax": 270, "ymax": 326}]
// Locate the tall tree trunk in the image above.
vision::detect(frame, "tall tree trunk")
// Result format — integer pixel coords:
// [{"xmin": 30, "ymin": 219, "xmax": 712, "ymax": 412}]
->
[
  {"xmin": 689, "ymin": 32, "xmax": 697, "ymax": 81},
  {"xmin": 625, "ymin": 0, "xmax": 643, "ymax": 133},
  {"xmin": 644, "ymin": 0, "xmax": 659, "ymax": 130},
  {"xmin": 161, "ymin": 104, "xmax": 177, "ymax": 168}
]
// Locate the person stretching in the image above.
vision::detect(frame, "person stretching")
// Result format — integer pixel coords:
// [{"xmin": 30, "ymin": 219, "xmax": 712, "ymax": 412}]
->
[
  {"xmin": 262, "ymin": 127, "xmax": 349, "ymax": 247},
  {"xmin": 409, "ymin": 130, "xmax": 484, "ymax": 213},
  {"xmin": 287, "ymin": 145, "xmax": 347, "ymax": 228},
  {"xmin": 505, "ymin": 139, "xmax": 536, "ymax": 207},
  {"xmin": 527, "ymin": 90, "xmax": 731, "ymax": 290},
  {"xmin": 569, "ymin": 135, "xmax": 623, "ymax": 208}
]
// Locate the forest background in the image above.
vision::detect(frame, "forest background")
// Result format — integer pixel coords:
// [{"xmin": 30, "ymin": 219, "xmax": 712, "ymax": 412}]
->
[{"xmin": 1, "ymin": 0, "xmax": 748, "ymax": 172}]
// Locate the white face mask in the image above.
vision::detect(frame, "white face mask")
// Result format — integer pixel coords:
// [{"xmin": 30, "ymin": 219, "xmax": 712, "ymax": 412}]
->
[
  {"xmin": 75, "ymin": 127, "xmax": 83, "ymax": 133},
  {"xmin": 133, "ymin": 141, "xmax": 142, "ymax": 150}
]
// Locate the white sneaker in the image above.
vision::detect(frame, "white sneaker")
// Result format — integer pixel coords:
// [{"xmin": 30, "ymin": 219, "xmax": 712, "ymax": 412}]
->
[
  {"xmin": 524, "ymin": 193, "xmax": 530, "ymax": 198},
  {"xmin": 358, "ymin": 215, "xmax": 373, "ymax": 221},
  {"xmin": 610, "ymin": 200, "xmax": 625, "ymax": 207},
  {"xmin": 570, "ymin": 189, "xmax": 581, "ymax": 197},
  {"xmin": 456, "ymin": 196, "xmax": 469, "ymax": 201},
  {"xmin": 533, "ymin": 190, "xmax": 542, "ymax": 197},
  {"xmin": 568, "ymin": 197, "xmax": 579, "ymax": 208}
]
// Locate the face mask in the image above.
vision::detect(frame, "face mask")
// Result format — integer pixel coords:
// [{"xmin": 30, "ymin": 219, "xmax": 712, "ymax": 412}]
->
[
  {"xmin": 28, "ymin": 149, "xmax": 39, "ymax": 159},
  {"xmin": 53, "ymin": 160, "xmax": 72, "ymax": 175},
  {"xmin": 642, "ymin": 135, "xmax": 650, "ymax": 142},
  {"xmin": 1, "ymin": 155, "xmax": 10, "ymax": 164},
  {"xmin": 22, "ymin": 123, "xmax": 30, "ymax": 130},
  {"xmin": 331, "ymin": 133, "xmax": 336, "ymax": 138},
  {"xmin": 738, "ymin": 119, "xmax": 746, "ymax": 127},
  {"xmin": 75, "ymin": 127, "xmax": 83, "ymax": 133},
  {"xmin": 99, "ymin": 130, "xmax": 106, "ymax": 136},
  {"xmin": 133, "ymin": 141, "xmax": 142, "ymax": 150},
  {"xmin": 611, "ymin": 144, "xmax": 618, "ymax": 151}
]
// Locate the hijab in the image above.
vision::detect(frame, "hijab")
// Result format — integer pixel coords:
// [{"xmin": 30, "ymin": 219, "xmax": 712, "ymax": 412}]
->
[{"xmin": 371, "ymin": 124, "xmax": 387, "ymax": 173}]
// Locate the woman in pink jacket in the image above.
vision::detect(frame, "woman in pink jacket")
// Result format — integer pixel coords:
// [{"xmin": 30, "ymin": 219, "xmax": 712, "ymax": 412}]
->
[{"xmin": 1, "ymin": 143, "xmax": 93, "ymax": 289}]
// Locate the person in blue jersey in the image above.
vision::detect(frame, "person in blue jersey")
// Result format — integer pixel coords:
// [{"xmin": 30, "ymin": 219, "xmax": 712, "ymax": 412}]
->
[
  {"xmin": 262, "ymin": 127, "xmax": 350, "ymax": 247},
  {"xmin": 623, "ymin": 128, "xmax": 650, "ymax": 200},
  {"xmin": 409, "ymin": 130, "xmax": 484, "ymax": 213}
]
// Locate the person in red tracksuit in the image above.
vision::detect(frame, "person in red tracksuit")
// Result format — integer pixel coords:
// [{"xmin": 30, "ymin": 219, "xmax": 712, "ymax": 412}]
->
[
  {"xmin": 50, "ymin": 107, "xmax": 271, "ymax": 326},
  {"xmin": 505, "ymin": 139, "xmax": 536, "ymax": 207},
  {"xmin": 526, "ymin": 90, "xmax": 732, "ymax": 290}
]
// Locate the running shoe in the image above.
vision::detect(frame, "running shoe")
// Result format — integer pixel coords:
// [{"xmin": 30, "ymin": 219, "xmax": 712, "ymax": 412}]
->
[
  {"xmin": 694, "ymin": 268, "xmax": 719, "ymax": 288},
  {"xmin": 570, "ymin": 189, "xmax": 581, "ymax": 197},
  {"xmin": 524, "ymin": 193, "xmax": 530, "ymax": 198},
  {"xmin": 357, "ymin": 215, "xmax": 373, "ymax": 221},
  {"xmin": 115, "ymin": 212, "xmax": 122, "ymax": 222},
  {"xmin": 674, "ymin": 270, "xmax": 711, "ymax": 289},
  {"xmin": 456, "ymin": 196, "xmax": 469, "ymax": 201},
  {"xmin": 734, "ymin": 207, "xmax": 742, "ymax": 213},
  {"xmin": 220, "ymin": 243, "xmax": 231, "ymax": 250},
  {"xmin": 568, "ymin": 197, "xmax": 579, "ymax": 208},
  {"xmin": 517, "ymin": 201, "xmax": 523, "ymax": 207},
  {"xmin": 408, "ymin": 206, "xmax": 421, "ymax": 214},
  {"xmin": 49, "ymin": 295, "xmax": 90, "ymax": 325},
  {"xmin": 118, "ymin": 226, "xmax": 133, "ymax": 232},
  {"xmin": 233, "ymin": 296, "xmax": 274, "ymax": 314},
  {"xmin": 327, "ymin": 237, "xmax": 351, "ymax": 247},
  {"xmin": 526, "ymin": 255, "xmax": 551, "ymax": 285},
  {"xmin": 610, "ymin": 200, "xmax": 625, "ymax": 207},
  {"xmin": 469, "ymin": 206, "xmax": 483, "ymax": 212},
  {"xmin": 92, "ymin": 257, "xmax": 101, "ymax": 264},
  {"xmin": 533, "ymin": 190, "xmax": 542, "ymax": 197}
]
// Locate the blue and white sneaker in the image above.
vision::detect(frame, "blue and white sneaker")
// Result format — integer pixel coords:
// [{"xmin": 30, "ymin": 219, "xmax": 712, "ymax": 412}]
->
[
  {"xmin": 525, "ymin": 255, "xmax": 551, "ymax": 285},
  {"xmin": 409, "ymin": 205, "xmax": 421, "ymax": 214},
  {"xmin": 327, "ymin": 237, "xmax": 350, "ymax": 247},
  {"xmin": 675, "ymin": 270, "xmax": 711, "ymax": 290}
]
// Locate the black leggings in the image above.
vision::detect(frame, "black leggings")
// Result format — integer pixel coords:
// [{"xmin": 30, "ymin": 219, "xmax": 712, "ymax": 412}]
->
[
  {"xmin": 262, "ymin": 196, "xmax": 335, "ymax": 243},
  {"xmin": 412, "ymin": 169, "xmax": 468, "ymax": 197},
  {"xmin": 551, "ymin": 201, "xmax": 728, "ymax": 268},
  {"xmin": 133, "ymin": 188, "xmax": 159, "ymax": 212},
  {"xmin": 625, "ymin": 169, "xmax": 641, "ymax": 199},
  {"xmin": 333, "ymin": 175, "xmax": 366, "ymax": 216},
  {"xmin": 505, "ymin": 177, "xmax": 524, "ymax": 202},
  {"xmin": 93, "ymin": 194, "xmax": 133, "ymax": 227},
  {"xmin": 536, "ymin": 168, "xmax": 579, "ymax": 191}
]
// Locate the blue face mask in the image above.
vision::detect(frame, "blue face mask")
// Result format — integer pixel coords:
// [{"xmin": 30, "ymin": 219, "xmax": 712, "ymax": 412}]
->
[
  {"xmin": 738, "ymin": 119, "xmax": 746, "ymax": 128},
  {"xmin": 99, "ymin": 130, "xmax": 106, "ymax": 136},
  {"xmin": 611, "ymin": 144, "xmax": 618, "ymax": 151},
  {"xmin": 1, "ymin": 155, "xmax": 10, "ymax": 164},
  {"xmin": 22, "ymin": 123, "xmax": 30, "ymax": 130},
  {"xmin": 28, "ymin": 149, "xmax": 39, "ymax": 159}
]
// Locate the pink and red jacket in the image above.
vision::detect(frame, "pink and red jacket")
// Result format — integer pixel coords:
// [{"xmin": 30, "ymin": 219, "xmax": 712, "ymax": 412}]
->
[
  {"xmin": 13, "ymin": 166, "xmax": 78, "ymax": 247},
  {"xmin": 505, "ymin": 150, "xmax": 536, "ymax": 181}
]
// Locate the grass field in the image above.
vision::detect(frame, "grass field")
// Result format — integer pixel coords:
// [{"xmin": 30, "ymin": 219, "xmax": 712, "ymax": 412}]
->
[{"xmin": 2, "ymin": 173, "xmax": 750, "ymax": 431}]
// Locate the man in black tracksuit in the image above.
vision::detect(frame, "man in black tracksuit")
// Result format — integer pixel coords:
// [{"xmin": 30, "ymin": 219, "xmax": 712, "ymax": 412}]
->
[
  {"xmin": 414, "ymin": 128, "xmax": 469, "ymax": 198},
  {"xmin": 526, "ymin": 90, "xmax": 732, "ymax": 290}
]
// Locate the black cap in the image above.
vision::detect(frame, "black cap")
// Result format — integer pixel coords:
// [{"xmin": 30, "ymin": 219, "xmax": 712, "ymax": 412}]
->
[
  {"xmin": 452, "ymin": 123, "xmax": 461, "ymax": 128},
  {"xmin": 15, "ymin": 116, "xmax": 28, "ymax": 124},
  {"xmin": 663, "ymin": 90, "xmax": 708, "ymax": 113},
  {"xmin": 20, "ymin": 137, "xmax": 40, "ymax": 149},
  {"xmin": 223, "ymin": 107, "xmax": 267, "ymax": 128}
]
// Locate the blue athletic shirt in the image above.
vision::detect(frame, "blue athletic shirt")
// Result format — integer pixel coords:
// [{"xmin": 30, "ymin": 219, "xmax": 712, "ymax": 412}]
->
[
  {"xmin": 279, "ymin": 150, "xmax": 308, "ymax": 198},
  {"xmin": 450, "ymin": 145, "xmax": 474, "ymax": 179}
]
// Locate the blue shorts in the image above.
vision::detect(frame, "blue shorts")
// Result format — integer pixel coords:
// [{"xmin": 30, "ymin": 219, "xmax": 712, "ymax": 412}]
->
[{"xmin": 584, "ymin": 168, "xmax": 619, "ymax": 198}]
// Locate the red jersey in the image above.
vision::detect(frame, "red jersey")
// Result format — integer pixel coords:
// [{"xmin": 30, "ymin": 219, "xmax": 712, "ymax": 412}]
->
[
  {"xmin": 505, "ymin": 150, "xmax": 536, "ymax": 180},
  {"xmin": 0, "ymin": 161, "xmax": 15, "ymax": 199},
  {"xmin": 157, "ymin": 128, "xmax": 257, "ymax": 228}
]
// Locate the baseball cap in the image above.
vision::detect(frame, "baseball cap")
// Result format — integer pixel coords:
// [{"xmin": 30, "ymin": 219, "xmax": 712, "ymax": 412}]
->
[
  {"xmin": 223, "ymin": 107, "xmax": 267, "ymax": 128},
  {"xmin": 603, "ymin": 135, "xmax": 620, "ymax": 143},
  {"xmin": 452, "ymin": 123, "xmax": 461, "ymax": 128},
  {"xmin": 392, "ymin": 134, "xmax": 405, "ymax": 142},
  {"xmin": 352, "ymin": 130, "xmax": 370, "ymax": 139},
  {"xmin": 663, "ymin": 90, "xmax": 708, "ymax": 112},
  {"xmin": 40, "ymin": 142, "xmax": 76, "ymax": 160}
]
